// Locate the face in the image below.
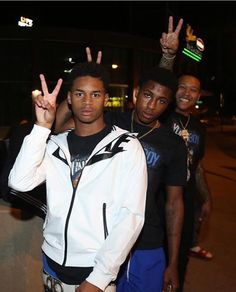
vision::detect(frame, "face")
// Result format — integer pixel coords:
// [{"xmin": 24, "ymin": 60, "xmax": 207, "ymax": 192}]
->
[
  {"xmin": 135, "ymin": 80, "xmax": 172, "ymax": 126},
  {"xmin": 67, "ymin": 76, "xmax": 108, "ymax": 125},
  {"xmin": 176, "ymin": 75, "xmax": 201, "ymax": 114}
]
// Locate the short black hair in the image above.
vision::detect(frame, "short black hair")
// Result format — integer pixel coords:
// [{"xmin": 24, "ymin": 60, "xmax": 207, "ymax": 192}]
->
[
  {"xmin": 67, "ymin": 62, "xmax": 110, "ymax": 92},
  {"xmin": 138, "ymin": 67, "xmax": 178, "ymax": 94},
  {"xmin": 178, "ymin": 72, "xmax": 202, "ymax": 89}
]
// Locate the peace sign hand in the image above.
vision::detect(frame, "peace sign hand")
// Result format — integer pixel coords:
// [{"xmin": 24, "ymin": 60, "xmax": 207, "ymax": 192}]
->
[
  {"xmin": 33, "ymin": 74, "xmax": 63, "ymax": 129},
  {"xmin": 85, "ymin": 47, "xmax": 102, "ymax": 64},
  {"xmin": 160, "ymin": 16, "xmax": 184, "ymax": 57}
]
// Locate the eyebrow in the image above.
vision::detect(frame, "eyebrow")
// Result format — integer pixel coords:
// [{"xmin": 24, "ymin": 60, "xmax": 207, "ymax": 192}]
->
[{"xmin": 73, "ymin": 89, "xmax": 103, "ymax": 93}]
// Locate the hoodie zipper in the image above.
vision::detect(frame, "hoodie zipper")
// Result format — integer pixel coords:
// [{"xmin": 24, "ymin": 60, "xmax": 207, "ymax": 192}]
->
[
  {"xmin": 58, "ymin": 130, "xmax": 129, "ymax": 266},
  {"xmin": 103, "ymin": 203, "xmax": 109, "ymax": 239}
]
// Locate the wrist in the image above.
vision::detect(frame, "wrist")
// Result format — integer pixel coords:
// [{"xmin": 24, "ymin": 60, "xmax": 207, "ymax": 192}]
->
[
  {"xmin": 163, "ymin": 53, "xmax": 176, "ymax": 60},
  {"xmin": 36, "ymin": 121, "xmax": 53, "ymax": 129}
]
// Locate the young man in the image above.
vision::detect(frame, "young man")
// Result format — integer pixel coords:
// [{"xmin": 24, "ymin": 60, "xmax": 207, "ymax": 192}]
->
[
  {"xmin": 163, "ymin": 74, "xmax": 213, "ymax": 292},
  {"xmin": 55, "ymin": 65, "xmax": 187, "ymax": 292},
  {"xmin": 8, "ymin": 62, "xmax": 148, "ymax": 292}
]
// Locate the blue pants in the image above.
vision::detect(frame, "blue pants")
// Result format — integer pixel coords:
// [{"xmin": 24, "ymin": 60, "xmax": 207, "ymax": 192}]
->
[{"xmin": 117, "ymin": 248, "xmax": 166, "ymax": 292}]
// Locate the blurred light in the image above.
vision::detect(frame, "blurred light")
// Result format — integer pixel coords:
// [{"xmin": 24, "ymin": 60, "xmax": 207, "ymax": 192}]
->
[
  {"xmin": 182, "ymin": 48, "xmax": 201, "ymax": 62},
  {"xmin": 195, "ymin": 105, "xmax": 199, "ymax": 109},
  {"xmin": 112, "ymin": 64, "xmax": 118, "ymax": 69},
  {"xmin": 18, "ymin": 16, "xmax": 33, "ymax": 27},
  {"xmin": 68, "ymin": 57, "xmax": 75, "ymax": 64},
  {"xmin": 64, "ymin": 69, "xmax": 72, "ymax": 73},
  {"xmin": 196, "ymin": 38, "xmax": 205, "ymax": 52}
]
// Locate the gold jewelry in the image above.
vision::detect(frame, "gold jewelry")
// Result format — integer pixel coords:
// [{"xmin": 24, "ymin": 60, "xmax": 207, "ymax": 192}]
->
[
  {"xmin": 131, "ymin": 110, "xmax": 160, "ymax": 139},
  {"xmin": 179, "ymin": 115, "xmax": 190, "ymax": 144}
]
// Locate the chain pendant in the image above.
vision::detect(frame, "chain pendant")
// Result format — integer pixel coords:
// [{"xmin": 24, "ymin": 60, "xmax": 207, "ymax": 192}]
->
[{"xmin": 181, "ymin": 129, "xmax": 189, "ymax": 143}]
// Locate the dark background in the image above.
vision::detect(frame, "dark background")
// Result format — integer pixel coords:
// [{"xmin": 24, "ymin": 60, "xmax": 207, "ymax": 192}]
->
[{"xmin": 0, "ymin": 1, "xmax": 236, "ymax": 119}]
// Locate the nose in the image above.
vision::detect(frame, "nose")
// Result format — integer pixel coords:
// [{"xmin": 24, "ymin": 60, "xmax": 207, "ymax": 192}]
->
[
  {"xmin": 183, "ymin": 87, "xmax": 191, "ymax": 96},
  {"xmin": 147, "ymin": 98, "xmax": 156, "ymax": 109},
  {"xmin": 83, "ymin": 96, "xmax": 92, "ymax": 105}
]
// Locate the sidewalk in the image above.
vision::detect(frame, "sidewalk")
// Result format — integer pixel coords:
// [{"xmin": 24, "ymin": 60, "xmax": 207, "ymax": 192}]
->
[{"xmin": 184, "ymin": 129, "xmax": 236, "ymax": 292}]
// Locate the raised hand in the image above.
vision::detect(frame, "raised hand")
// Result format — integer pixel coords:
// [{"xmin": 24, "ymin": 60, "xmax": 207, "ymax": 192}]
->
[
  {"xmin": 33, "ymin": 74, "xmax": 63, "ymax": 129},
  {"xmin": 160, "ymin": 16, "xmax": 184, "ymax": 57},
  {"xmin": 86, "ymin": 47, "xmax": 102, "ymax": 64}
]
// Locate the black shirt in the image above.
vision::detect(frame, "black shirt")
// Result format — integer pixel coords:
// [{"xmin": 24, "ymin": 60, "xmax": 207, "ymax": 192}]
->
[{"xmin": 105, "ymin": 111, "xmax": 187, "ymax": 249}]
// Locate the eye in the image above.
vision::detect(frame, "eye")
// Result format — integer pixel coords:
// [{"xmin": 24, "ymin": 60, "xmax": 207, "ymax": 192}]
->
[
  {"xmin": 92, "ymin": 92, "xmax": 101, "ymax": 98},
  {"xmin": 158, "ymin": 99, "xmax": 168, "ymax": 104},
  {"xmin": 178, "ymin": 84, "xmax": 186, "ymax": 90},
  {"xmin": 190, "ymin": 88, "xmax": 199, "ymax": 93},
  {"xmin": 144, "ymin": 92, "xmax": 152, "ymax": 98},
  {"xmin": 73, "ymin": 91, "xmax": 84, "ymax": 98}
]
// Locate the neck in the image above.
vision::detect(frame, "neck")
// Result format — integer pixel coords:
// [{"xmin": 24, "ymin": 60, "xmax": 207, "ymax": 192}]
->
[
  {"xmin": 175, "ymin": 108, "xmax": 191, "ymax": 117},
  {"xmin": 74, "ymin": 120, "xmax": 106, "ymax": 137},
  {"xmin": 133, "ymin": 110, "xmax": 158, "ymax": 128}
]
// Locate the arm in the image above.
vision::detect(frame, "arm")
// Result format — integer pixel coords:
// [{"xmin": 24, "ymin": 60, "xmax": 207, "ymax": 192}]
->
[
  {"xmin": 195, "ymin": 161, "xmax": 212, "ymax": 223},
  {"xmin": 163, "ymin": 185, "xmax": 184, "ymax": 292},
  {"xmin": 55, "ymin": 47, "xmax": 102, "ymax": 134},
  {"xmin": 54, "ymin": 99, "xmax": 74, "ymax": 133},
  {"xmin": 159, "ymin": 16, "xmax": 183, "ymax": 71},
  {"xmin": 8, "ymin": 75, "xmax": 62, "ymax": 191},
  {"xmin": 85, "ymin": 138, "xmax": 147, "ymax": 291}
]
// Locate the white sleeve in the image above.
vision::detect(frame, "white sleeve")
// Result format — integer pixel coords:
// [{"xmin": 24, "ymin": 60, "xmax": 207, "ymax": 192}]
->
[
  {"xmin": 8, "ymin": 124, "xmax": 51, "ymax": 192},
  {"xmin": 87, "ymin": 137, "xmax": 147, "ymax": 290}
]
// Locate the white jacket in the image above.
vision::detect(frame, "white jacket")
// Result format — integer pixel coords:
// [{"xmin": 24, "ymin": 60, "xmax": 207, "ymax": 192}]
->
[{"xmin": 9, "ymin": 124, "xmax": 147, "ymax": 290}]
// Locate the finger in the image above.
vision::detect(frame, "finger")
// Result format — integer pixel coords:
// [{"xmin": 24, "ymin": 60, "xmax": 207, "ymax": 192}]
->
[
  {"xmin": 96, "ymin": 51, "xmax": 102, "ymax": 64},
  {"xmin": 52, "ymin": 78, "xmax": 63, "ymax": 98},
  {"xmin": 86, "ymin": 47, "xmax": 92, "ymax": 62},
  {"xmin": 168, "ymin": 16, "xmax": 173, "ymax": 33},
  {"xmin": 39, "ymin": 74, "xmax": 49, "ymax": 96},
  {"xmin": 160, "ymin": 33, "xmax": 167, "ymax": 46},
  {"xmin": 175, "ymin": 18, "xmax": 184, "ymax": 36}
]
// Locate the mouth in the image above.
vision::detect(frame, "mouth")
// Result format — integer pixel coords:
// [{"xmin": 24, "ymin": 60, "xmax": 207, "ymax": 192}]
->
[
  {"xmin": 178, "ymin": 97, "xmax": 191, "ymax": 103},
  {"xmin": 81, "ymin": 109, "xmax": 93, "ymax": 117},
  {"xmin": 142, "ymin": 111, "xmax": 155, "ymax": 120}
]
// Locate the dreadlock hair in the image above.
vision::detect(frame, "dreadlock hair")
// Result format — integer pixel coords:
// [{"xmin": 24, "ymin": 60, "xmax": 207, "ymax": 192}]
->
[
  {"xmin": 67, "ymin": 62, "xmax": 110, "ymax": 92},
  {"xmin": 138, "ymin": 66, "xmax": 178, "ymax": 95}
]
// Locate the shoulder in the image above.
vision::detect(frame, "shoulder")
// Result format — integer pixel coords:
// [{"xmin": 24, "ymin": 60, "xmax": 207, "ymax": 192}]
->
[
  {"xmin": 159, "ymin": 123, "xmax": 186, "ymax": 149},
  {"xmin": 191, "ymin": 115, "xmax": 207, "ymax": 134}
]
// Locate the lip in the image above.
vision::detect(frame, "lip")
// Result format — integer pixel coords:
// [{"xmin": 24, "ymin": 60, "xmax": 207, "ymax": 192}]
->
[
  {"xmin": 81, "ymin": 109, "xmax": 93, "ymax": 116},
  {"xmin": 178, "ymin": 97, "xmax": 191, "ymax": 103},
  {"xmin": 142, "ymin": 111, "xmax": 154, "ymax": 120}
]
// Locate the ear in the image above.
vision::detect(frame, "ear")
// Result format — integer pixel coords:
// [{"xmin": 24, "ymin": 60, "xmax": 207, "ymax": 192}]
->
[
  {"xmin": 67, "ymin": 92, "xmax": 72, "ymax": 105},
  {"xmin": 134, "ymin": 86, "xmax": 139, "ymax": 99},
  {"xmin": 104, "ymin": 93, "xmax": 109, "ymax": 106}
]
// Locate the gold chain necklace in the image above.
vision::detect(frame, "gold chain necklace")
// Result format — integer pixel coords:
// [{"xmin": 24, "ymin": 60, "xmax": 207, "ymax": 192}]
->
[
  {"xmin": 179, "ymin": 115, "xmax": 190, "ymax": 144},
  {"xmin": 131, "ymin": 110, "xmax": 160, "ymax": 139}
]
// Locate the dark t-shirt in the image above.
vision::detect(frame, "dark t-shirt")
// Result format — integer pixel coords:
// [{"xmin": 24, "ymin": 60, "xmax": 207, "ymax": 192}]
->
[
  {"xmin": 105, "ymin": 111, "xmax": 187, "ymax": 249},
  {"xmin": 163, "ymin": 111, "xmax": 207, "ymax": 253},
  {"xmin": 164, "ymin": 111, "xmax": 206, "ymax": 192}
]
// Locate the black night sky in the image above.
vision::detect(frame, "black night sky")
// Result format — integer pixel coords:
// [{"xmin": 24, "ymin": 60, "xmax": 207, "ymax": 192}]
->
[{"xmin": 1, "ymin": 1, "xmax": 236, "ymax": 115}]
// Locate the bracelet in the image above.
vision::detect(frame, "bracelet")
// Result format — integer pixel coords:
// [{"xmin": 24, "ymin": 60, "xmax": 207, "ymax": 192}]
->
[{"xmin": 163, "ymin": 53, "xmax": 176, "ymax": 60}]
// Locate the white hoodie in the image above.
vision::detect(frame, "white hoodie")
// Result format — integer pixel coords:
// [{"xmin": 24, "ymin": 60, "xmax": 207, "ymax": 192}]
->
[{"xmin": 9, "ymin": 124, "xmax": 147, "ymax": 290}]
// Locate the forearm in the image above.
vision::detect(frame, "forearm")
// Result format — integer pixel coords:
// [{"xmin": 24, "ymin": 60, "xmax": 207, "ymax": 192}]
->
[
  {"xmin": 195, "ymin": 162, "xmax": 212, "ymax": 204},
  {"xmin": 8, "ymin": 124, "xmax": 49, "ymax": 192},
  {"xmin": 55, "ymin": 99, "xmax": 73, "ymax": 133},
  {"xmin": 165, "ymin": 194, "xmax": 184, "ymax": 265}
]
